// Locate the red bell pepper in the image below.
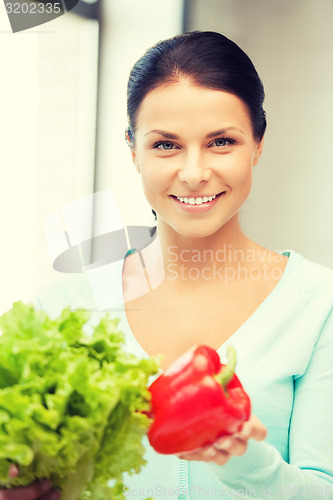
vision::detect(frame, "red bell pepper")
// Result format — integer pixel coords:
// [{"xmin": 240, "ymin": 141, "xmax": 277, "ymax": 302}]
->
[{"xmin": 147, "ymin": 345, "xmax": 251, "ymax": 454}]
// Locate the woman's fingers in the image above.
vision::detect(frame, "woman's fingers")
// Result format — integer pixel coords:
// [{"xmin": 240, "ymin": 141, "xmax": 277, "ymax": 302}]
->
[
  {"xmin": 214, "ymin": 436, "xmax": 248, "ymax": 455},
  {"xmin": 176, "ymin": 414, "xmax": 267, "ymax": 465},
  {"xmin": 241, "ymin": 415, "xmax": 267, "ymax": 441},
  {"xmin": 8, "ymin": 466, "xmax": 19, "ymax": 479},
  {"xmin": 230, "ymin": 416, "xmax": 267, "ymax": 444},
  {"xmin": 177, "ymin": 444, "xmax": 231, "ymax": 465},
  {"xmin": 0, "ymin": 478, "xmax": 52, "ymax": 500},
  {"xmin": 39, "ymin": 489, "xmax": 61, "ymax": 500},
  {"xmin": 176, "ymin": 438, "xmax": 246, "ymax": 465},
  {"xmin": 1, "ymin": 466, "xmax": 60, "ymax": 500}
]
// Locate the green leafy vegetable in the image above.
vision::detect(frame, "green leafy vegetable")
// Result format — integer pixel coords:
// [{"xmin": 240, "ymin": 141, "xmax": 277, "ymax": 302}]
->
[{"xmin": 0, "ymin": 302, "xmax": 159, "ymax": 499}]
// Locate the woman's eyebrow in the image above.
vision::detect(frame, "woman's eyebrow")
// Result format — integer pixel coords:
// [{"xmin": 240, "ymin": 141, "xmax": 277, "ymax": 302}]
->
[
  {"xmin": 144, "ymin": 127, "xmax": 245, "ymax": 139},
  {"xmin": 206, "ymin": 127, "xmax": 245, "ymax": 138},
  {"xmin": 144, "ymin": 130, "xmax": 179, "ymax": 139}
]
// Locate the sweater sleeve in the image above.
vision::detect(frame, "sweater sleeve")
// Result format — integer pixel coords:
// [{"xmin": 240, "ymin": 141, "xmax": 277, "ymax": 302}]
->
[{"xmin": 206, "ymin": 307, "xmax": 333, "ymax": 498}]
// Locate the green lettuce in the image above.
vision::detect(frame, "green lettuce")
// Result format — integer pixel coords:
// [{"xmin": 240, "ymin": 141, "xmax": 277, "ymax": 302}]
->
[{"xmin": 0, "ymin": 302, "xmax": 159, "ymax": 499}]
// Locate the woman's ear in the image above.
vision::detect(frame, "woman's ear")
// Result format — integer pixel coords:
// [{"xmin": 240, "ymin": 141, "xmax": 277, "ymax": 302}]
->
[
  {"xmin": 252, "ymin": 135, "xmax": 265, "ymax": 167},
  {"xmin": 125, "ymin": 129, "xmax": 133, "ymax": 149},
  {"xmin": 131, "ymin": 150, "xmax": 141, "ymax": 173},
  {"xmin": 125, "ymin": 129, "xmax": 141, "ymax": 173}
]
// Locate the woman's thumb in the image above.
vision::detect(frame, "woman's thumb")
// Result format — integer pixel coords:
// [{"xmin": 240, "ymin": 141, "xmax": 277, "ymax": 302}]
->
[{"xmin": 8, "ymin": 465, "xmax": 19, "ymax": 478}]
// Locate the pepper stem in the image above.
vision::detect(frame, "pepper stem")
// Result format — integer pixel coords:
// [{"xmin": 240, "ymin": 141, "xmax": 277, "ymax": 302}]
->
[{"xmin": 215, "ymin": 345, "xmax": 236, "ymax": 392}]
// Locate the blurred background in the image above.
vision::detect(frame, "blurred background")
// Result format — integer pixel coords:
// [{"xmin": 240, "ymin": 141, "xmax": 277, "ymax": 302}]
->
[{"xmin": 0, "ymin": 0, "xmax": 332, "ymax": 314}]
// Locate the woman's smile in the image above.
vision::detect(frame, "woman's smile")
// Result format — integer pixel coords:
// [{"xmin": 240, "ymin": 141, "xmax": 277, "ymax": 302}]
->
[
  {"xmin": 170, "ymin": 191, "xmax": 226, "ymax": 212},
  {"xmin": 171, "ymin": 191, "xmax": 225, "ymax": 204}
]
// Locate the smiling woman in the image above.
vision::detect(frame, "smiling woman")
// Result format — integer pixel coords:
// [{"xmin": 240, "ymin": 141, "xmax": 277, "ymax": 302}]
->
[
  {"xmin": 2, "ymin": 30, "xmax": 333, "ymax": 500},
  {"xmin": 118, "ymin": 31, "xmax": 333, "ymax": 499}
]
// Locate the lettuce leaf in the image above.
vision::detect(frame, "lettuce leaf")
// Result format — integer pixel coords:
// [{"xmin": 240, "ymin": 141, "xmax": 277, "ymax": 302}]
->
[{"xmin": 0, "ymin": 302, "xmax": 159, "ymax": 499}]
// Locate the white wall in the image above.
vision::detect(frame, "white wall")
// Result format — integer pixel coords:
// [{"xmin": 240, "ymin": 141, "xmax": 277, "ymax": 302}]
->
[
  {"xmin": 186, "ymin": 0, "xmax": 333, "ymax": 267},
  {"xmin": 0, "ymin": 27, "xmax": 38, "ymax": 312},
  {"xmin": 0, "ymin": 8, "xmax": 99, "ymax": 314}
]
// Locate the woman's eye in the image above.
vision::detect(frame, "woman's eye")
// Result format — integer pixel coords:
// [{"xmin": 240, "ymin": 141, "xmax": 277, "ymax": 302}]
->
[
  {"xmin": 211, "ymin": 138, "xmax": 233, "ymax": 147},
  {"xmin": 154, "ymin": 141, "xmax": 178, "ymax": 150}
]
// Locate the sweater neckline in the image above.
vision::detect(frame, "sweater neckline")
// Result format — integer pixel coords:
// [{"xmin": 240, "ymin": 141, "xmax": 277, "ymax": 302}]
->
[
  {"xmin": 216, "ymin": 248, "xmax": 296, "ymax": 355},
  {"xmin": 120, "ymin": 249, "xmax": 297, "ymax": 363}
]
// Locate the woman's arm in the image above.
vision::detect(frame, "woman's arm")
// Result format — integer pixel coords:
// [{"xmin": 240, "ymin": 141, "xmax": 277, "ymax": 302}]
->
[
  {"xmin": 205, "ymin": 307, "xmax": 333, "ymax": 498},
  {"xmin": 178, "ymin": 307, "xmax": 333, "ymax": 498}
]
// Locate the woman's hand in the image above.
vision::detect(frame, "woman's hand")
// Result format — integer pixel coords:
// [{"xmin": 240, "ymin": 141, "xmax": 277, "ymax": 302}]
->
[
  {"xmin": 0, "ymin": 467, "xmax": 61, "ymax": 500},
  {"xmin": 176, "ymin": 414, "xmax": 267, "ymax": 465}
]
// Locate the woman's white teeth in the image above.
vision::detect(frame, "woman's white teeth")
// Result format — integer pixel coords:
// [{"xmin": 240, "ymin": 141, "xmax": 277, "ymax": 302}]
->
[{"xmin": 177, "ymin": 195, "xmax": 216, "ymax": 205}]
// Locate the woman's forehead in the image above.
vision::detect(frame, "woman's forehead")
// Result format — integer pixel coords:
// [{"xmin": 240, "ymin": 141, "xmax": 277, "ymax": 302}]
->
[{"xmin": 135, "ymin": 80, "xmax": 253, "ymax": 136}]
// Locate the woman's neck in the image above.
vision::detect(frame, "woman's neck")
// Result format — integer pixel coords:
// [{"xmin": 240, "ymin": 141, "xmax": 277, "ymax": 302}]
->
[{"xmin": 145, "ymin": 214, "xmax": 257, "ymax": 285}]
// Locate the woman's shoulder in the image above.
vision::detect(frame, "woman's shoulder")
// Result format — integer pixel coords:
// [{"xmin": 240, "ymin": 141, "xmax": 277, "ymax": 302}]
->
[
  {"xmin": 283, "ymin": 249, "xmax": 333, "ymax": 318},
  {"xmin": 287, "ymin": 249, "xmax": 333, "ymax": 287}
]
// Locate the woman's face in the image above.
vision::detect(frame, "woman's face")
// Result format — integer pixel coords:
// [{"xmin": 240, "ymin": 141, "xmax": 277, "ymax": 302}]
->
[{"xmin": 130, "ymin": 79, "xmax": 264, "ymax": 239}]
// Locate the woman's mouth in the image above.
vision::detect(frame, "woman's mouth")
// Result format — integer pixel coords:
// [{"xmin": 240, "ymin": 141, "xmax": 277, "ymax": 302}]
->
[
  {"xmin": 171, "ymin": 191, "xmax": 225, "ymax": 205},
  {"xmin": 170, "ymin": 191, "xmax": 226, "ymax": 212}
]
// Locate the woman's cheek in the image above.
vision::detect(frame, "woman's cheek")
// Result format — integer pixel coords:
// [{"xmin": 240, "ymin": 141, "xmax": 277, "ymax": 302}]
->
[
  {"xmin": 221, "ymin": 151, "xmax": 253, "ymax": 185},
  {"xmin": 139, "ymin": 168, "xmax": 169, "ymax": 207}
]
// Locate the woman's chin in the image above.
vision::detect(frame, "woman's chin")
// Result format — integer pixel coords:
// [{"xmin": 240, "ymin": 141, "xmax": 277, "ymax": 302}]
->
[
  {"xmin": 171, "ymin": 221, "xmax": 225, "ymax": 240},
  {"xmin": 157, "ymin": 209, "xmax": 238, "ymax": 240}
]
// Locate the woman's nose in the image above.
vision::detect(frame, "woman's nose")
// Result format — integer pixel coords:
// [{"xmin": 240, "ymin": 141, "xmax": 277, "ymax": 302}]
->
[{"xmin": 178, "ymin": 150, "xmax": 211, "ymax": 186}]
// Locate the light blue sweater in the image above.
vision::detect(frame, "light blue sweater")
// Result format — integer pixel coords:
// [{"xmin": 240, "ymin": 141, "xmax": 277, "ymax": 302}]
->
[{"xmin": 37, "ymin": 249, "xmax": 333, "ymax": 499}]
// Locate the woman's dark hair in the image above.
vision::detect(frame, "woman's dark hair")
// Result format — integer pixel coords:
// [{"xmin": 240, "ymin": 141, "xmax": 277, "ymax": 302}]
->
[{"xmin": 126, "ymin": 30, "xmax": 267, "ymax": 146}]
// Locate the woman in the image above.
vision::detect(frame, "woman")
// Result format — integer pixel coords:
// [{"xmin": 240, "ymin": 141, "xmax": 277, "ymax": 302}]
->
[{"xmin": 2, "ymin": 30, "xmax": 333, "ymax": 499}]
